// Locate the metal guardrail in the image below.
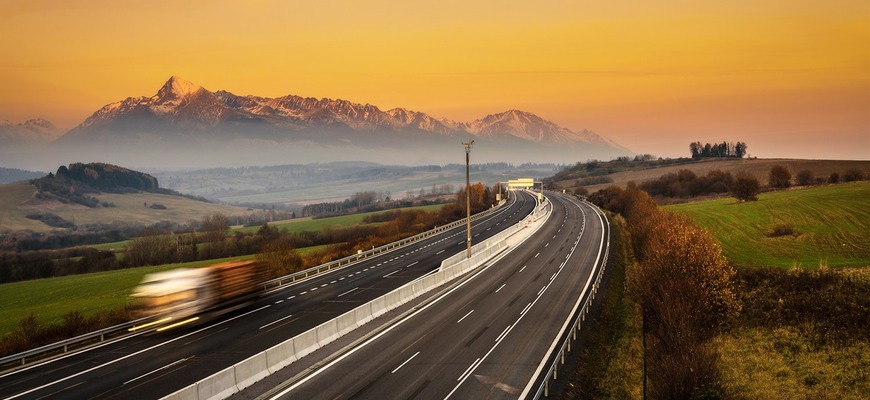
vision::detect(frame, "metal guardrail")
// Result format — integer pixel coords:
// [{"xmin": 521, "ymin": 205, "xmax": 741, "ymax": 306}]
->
[
  {"xmin": 0, "ymin": 196, "xmax": 514, "ymax": 373},
  {"xmin": 529, "ymin": 199, "xmax": 611, "ymax": 399}
]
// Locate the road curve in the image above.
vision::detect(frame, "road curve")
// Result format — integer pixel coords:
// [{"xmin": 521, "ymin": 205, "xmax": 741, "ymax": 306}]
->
[{"xmin": 251, "ymin": 192, "xmax": 608, "ymax": 399}]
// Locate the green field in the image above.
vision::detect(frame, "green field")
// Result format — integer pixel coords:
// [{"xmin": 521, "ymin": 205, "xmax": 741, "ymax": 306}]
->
[
  {"xmin": 0, "ymin": 255, "xmax": 247, "ymax": 337},
  {"xmin": 233, "ymin": 203, "xmax": 445, "ymax": 234},
  {"xmin": 666, "ymin": 182, "xmax": 870, "ymax": 268}
]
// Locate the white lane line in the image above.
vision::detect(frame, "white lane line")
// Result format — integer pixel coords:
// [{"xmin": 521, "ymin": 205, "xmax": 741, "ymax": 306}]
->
[
  {"xmin": 521, "ymin": 303, "xmax": 532, "ymax": 316},
  {"xmin": 391, "ymin": 351, "xmax": 420, "ymax": 374},
  {"xmin": 545, "ymin": 242, "xmax": 550, "ymax": 247},
  {"xmin": 538, "ymin": 286, "xmax": 546, "ymax": 296},
  {"xmin": 7, "ymin": 305, "xmax": 271, "ymax": 400},
  {"xmin": 406, "ymin": 261, "xmax": 419, "ymax": 268},
  {"xmin": 331, "ymin": 280, "xmax": 337, "ymax": 284},
  {"xmin": 260, "ymin": 314, "xmax": 294, "ymax": 330},
  {"xmin": 495, "ymin": 325, "xmax": 512, "ymax": 342},
  {"xmin": 519, "ymin": 265, "xmax": 526, "ymax": 272},
  {"xmin": 274, "ymin": 300, "xmax": 284, "ymax": 304},
  {"xmin": 124, "ymin": 357, "xmax": 191, "ymax": 385},
  {"xmin": 383, "ymin": 270, "xmax": 401, "ymax": 278},
  {"xmin": 551, "ymin": 272, "xmax": 557, "ymax": 281},
  {"xmin": 495, "ymin": 283, "xmax": 506, "ymax": 293},
  {"xmin": 534, "ymin": 252, "xmax": 540, "ymax": 258},
  {"xmin": 310, "ymin": 288, "xmax": 318, "ymax": 291},
  {"xmin": 286, "ymin": 296, "xmax": 296, "ymax": 300},
  {"xmin": 436, "ymin": 249, "xmax": 445, "ymax": 255},
  {"xmin": 320, "ymin": 284, "xmax": 328, "ymax": 287},
  {"xmin": 300, "ymin": 291, "xmax": 308, "ymax": 295},
  {"xmin": 458, "ymin": 358, "xmax": 482, "ymax": 382},
  {"xmin": 338, "ymin": 287, "xmax": 359, "ymax": 298},
  {"xmin": 456, "ymin": 310, "xmax": 474, "ymax": 323}
]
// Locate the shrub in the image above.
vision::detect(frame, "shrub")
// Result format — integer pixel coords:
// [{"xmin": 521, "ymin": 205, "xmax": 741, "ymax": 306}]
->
[
  {"xmin": 829, "ymin": 172, "xmax": 840, "ymax": 184},
  {"xmin": 731, "ymin": 173, "xmax": 760, "ymax": 202},
  {"xmin": 843, "ymin": 168, "xmax": 864, "ymax": 182},
  {"xmin": 769, "ymin": 224, "xmax": 796, "ymax": 237},
  {"xmin": 795, "ymin": 170, "xmax": 814, "ymax": 186},
  {"xmin": 769, "ymin": 165, "xmax": 792, "ymax": 188}
]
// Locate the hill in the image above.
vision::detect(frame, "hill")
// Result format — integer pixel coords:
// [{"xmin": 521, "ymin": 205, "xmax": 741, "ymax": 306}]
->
[
  {"xmin": 666, "ymin": 181, "xmax": 870, "ymax": 268},
  {"xmin": 547, "ymin": 158, "xmax": 870, "ymax": 195},
  {"xmin": 0, "ymin": 163, "xmax": 249, "ymax": 233}
]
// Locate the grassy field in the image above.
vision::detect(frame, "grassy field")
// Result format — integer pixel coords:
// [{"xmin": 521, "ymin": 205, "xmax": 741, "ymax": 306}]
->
[
  {"xmin": 233, "ymin": 203, "xmax": 445, "ymax": 234},
  {"xmin": 666, "ymin": 182, "xmax": 870, "ymax": 268}
]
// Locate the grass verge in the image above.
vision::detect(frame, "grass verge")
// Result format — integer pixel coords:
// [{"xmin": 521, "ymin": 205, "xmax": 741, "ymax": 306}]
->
[{"xmin": 666, "ymin": 182, "xmax": 870, "ymax": 268}]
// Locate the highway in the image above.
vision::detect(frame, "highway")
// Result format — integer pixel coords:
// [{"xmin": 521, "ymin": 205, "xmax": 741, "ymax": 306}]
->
[
  {"xmin": 0, "ymin": 191, "xmax": 536, "ymax": 400},
  {"xmin": 242, "ymin": 191, "xmax": 608, "ymax": 399}
]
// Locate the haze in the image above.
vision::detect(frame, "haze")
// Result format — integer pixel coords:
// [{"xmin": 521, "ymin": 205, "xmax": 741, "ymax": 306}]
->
[{"xmin": 1, "ymin": 0, "xmax": 868, "ymax": 161}]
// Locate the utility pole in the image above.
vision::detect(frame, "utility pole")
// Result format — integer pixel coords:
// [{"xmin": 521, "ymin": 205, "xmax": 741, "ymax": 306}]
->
[{"xmin": 463, "ymin": 140, "xmax": 474, "ymax": 259}]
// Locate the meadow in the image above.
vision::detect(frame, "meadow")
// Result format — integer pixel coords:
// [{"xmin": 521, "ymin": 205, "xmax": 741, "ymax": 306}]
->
[{"xmin": 666, "ymin": 181, "xmax": 870, "ymax": 268}]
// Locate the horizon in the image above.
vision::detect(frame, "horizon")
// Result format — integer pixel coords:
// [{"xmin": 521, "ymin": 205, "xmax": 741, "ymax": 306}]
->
[{"xmin": 1, "ymin": 1, "xmax": 868, "ymax": 161}]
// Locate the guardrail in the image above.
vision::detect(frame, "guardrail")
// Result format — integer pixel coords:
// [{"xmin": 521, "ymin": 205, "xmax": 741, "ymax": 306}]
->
[
  {"xmin": 261, "ymin": 196, "xmax": 510, "ymax": 291},
  {"xmin": 163, "ymin": 192, "xmax": 550, "ymax": 400},
  {"xmin": 527, "ymin": 199, "xmax": 611, "ymax": 399},
  {"xmin": 0, "ymin": 196, "xmax": 515, "ymax": 374}
]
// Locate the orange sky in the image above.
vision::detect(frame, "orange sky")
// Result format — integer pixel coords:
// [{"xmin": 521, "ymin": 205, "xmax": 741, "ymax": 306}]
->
[{"xmin": 1, "ymin": 0, "xmax": 868, "ymax": 160}]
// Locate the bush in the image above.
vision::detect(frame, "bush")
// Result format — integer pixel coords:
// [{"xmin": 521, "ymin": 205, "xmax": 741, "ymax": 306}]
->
[
  {"xmin": 149, "ymin": 203, "xmax": 167, "ymax": 210},
  {"xmin": 843, "ymin": 168, "xmax": 864, "ymax": 182},
  {"xmin": 769, "ymin": 224, "xmax": 796, "ymax": 237},
  {"xmin": 769, "ymin": 165, "xmax": 792, "ymax": 188},
  {"xmin": 731, "ymin": 173, "xmax": 760, "ymax": 202},
  {"xmin": 795, "ymin": 170, "xmax": 814, "ymax": 186},
  {"xmin": 829, "ymin": 172, "xmax": 840, "ymax": 184}
]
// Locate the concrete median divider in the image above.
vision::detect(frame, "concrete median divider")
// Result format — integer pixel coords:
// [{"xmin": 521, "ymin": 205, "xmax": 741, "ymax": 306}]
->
[
  {"xmin": 336, "ymin": 311, "xmax": 358, "ymax": 337},
  {"xmin": 162, "ymin": 193, "xmax": 551, "ymax": 400},
  {"xmin": 354, "ymin": 303, "xmax": 374, "ymax": 326},
  {"xmin": 196, "ymin": 366, "xmax": 236, "ymax": 400},
  {"xmin": 265, "ymin": 339, "xmax": 296, "ymax": 373},
  {"xmin": 235, "ymin": 353, "xmax": 269, "ymax": 391},
  {"xmin": 293, "ymin": 328, "xmax": 319, "ymax": 360},
  {"xmin": 316, "ymin": 320, "xmax": 338, "ymax": 347}
]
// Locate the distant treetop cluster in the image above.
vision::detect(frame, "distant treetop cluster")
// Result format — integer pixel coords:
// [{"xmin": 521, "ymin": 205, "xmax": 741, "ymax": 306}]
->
[{"xmin": 690, "ymin": 141, "xmax": 747, "ymax": 159}]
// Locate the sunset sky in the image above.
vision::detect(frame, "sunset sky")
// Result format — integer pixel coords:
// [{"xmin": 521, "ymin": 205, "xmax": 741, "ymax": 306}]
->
[{"xmin": 1, "ymin": 0, "xmax": 868, "ymax": 160}]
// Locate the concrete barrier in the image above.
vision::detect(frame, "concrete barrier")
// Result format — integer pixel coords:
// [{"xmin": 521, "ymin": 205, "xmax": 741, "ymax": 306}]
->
[
  {"xmin": 316, "ymin": 320, "xmax": 338, "ymax": 346},
  {"xmin": 336, "ymin": 311, "xmax": 358, "ymax": 337},
  {"xmin": 196, "ymin": 366, "xmax": 237, "ymax": 400},
  {"xmin": 370, "ymin": 296, "xmax": 387, "ymax": 319},
  {"xmin": 293, "ymin": 328, "xmax": 319, "ymax": 359},
  {"xmin": 265, "ymin": 339, "xmax": 296, "ymax": 373},
  {"xmin": 354, "ymin": 303, "xmax": 374, "ymax": 327},
  {"xmin": 384, "ymin": 291, "xmax": 402, "ymax": 310},
  {"xmin": 234, "ymin": 353, "xmax": 269, "ymax": 391}
]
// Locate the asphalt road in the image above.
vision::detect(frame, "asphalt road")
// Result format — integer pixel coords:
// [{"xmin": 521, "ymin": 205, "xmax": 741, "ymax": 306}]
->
[
  {"xmin": 255, "ymin": 192, "xmax": 608, "ymax": 400},
  {"xmin": 0, "ymin": 191, "xmax": 535, "ymax": 400}
]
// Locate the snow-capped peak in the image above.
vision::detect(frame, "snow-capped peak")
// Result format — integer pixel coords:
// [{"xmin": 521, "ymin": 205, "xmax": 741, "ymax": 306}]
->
[{"xmin": 155, "ymin": 76, "xmax": 203, "ymax": 101}]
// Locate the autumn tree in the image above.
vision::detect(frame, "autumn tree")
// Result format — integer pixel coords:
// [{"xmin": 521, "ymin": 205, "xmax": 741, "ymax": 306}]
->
[
  {"xmin": 731, "ymin": 173, "xmax": 760, "ymax": 202},
  {"xmin": 768, "ymin": 165, "xmax": 792, "ymax": 188},
  {"xmin": 256, "ymin": 237, "xmax": 303, "ymax": 278},
  {"xmin": 616, "ymin": 187, "xmax": 740, "ymax": 399}
]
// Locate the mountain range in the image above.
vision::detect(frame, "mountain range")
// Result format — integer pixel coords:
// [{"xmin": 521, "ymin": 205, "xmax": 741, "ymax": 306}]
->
[{"xmin": 2, "ymin": 77, "xmax": 630, "ymax": 170}]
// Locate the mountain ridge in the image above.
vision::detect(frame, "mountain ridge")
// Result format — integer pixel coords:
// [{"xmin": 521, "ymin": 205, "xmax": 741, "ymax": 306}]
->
[{"xmin": 3, "ymin": 77, "xmax": 632, "ymax": 170}]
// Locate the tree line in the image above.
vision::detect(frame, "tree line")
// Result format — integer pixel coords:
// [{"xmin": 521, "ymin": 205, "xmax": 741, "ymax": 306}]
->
[
  {"xmin": 689, "ymin": 141, "xmax": 747, "ymax": 158},
  {"xmin": 589, "ymin": 185, "xmax": 740, "ymax": 399}
]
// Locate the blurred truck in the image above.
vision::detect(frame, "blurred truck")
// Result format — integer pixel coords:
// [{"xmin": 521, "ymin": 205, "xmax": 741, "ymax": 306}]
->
[{"xmin": 132, "ymin": 260, "xmax": 265, "ymax": 327}]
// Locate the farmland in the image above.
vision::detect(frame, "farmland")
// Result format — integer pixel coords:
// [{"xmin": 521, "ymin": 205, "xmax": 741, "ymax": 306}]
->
[{"xmin": 666, "ymin": 181, "xmax": 870, "ymax": 268}]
